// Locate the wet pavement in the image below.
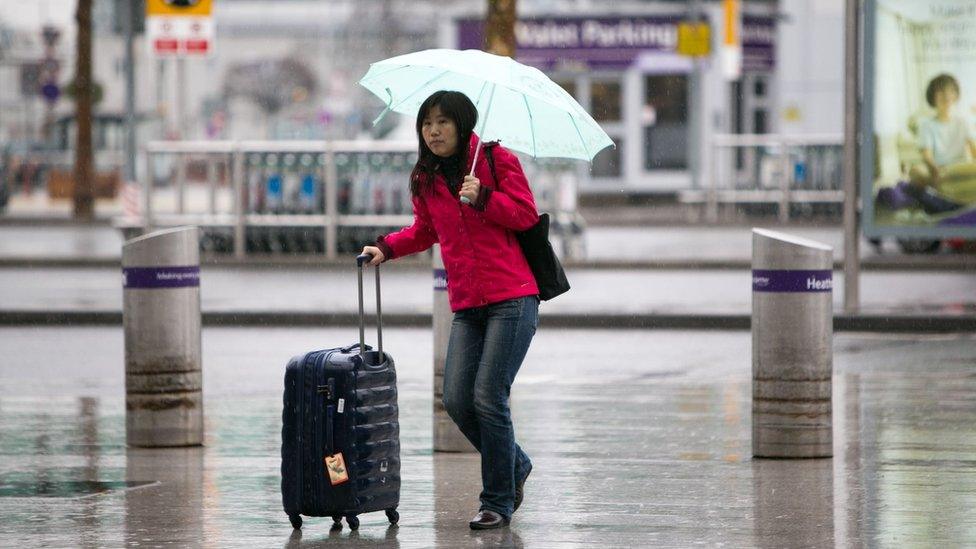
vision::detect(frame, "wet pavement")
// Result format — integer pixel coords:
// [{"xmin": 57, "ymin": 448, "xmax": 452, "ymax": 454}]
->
[
  {"xmin": 2, "ymin": 203, "xmax": 975, "ymax": 546},
  {"xmin": 1, "ymin": 326, "xmax": 975, "ymax": 547},
  {"xmin": 1, "ymin": 264, "xmax": 974, "ymax": 322}
]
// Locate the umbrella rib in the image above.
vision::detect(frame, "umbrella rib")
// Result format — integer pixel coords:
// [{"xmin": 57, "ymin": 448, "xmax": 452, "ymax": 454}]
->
[
  {"xmin": 360, "ymin": 63, "xmax": 411, "ymax": 84},
  {"xmin": 470, "ymin": 83, "xmax": 497, "ymax": 175},
  {"xmin": 567, "ymin": 111, "xmax": 591, "ymax": 160},
  {"xmin": 522, "ymin": 94, "xmax": 537, "ymax": 158},
  {"xmin": 389, "ymin": 69, "xmax": 452, "ymax": 111},
  {"xmin": 370, "ymin": 87, "xmax": 396, "ymax": 126},
  {"xmin": 473, "ymin": 81, "xmax": 489, "ymax": 109}
]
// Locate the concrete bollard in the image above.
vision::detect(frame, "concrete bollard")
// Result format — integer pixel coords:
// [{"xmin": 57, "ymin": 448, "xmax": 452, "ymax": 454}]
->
[
  {"xmin": 123, "ymin": 226, "xmax": 203, "ymax": 447},
  {"xmin": 432, "ymin": 244, "xmax": 475, "ymax": 453},
  {"xmin": 752, "ymin": 228, "xmax": 833, "ymax": 458}
]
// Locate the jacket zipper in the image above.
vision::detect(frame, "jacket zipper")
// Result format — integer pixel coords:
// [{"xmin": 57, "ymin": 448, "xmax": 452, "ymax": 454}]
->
[
  {"xmin": 456, "ymin": 200, "xmax": 485, "ymax": 305},
  {"xmin": 441, "ymin": 166, "xmax": 490, "ymax": 306},
  {"xmin": 315, "ymin": 357, "xmax": 328, "ymax": 513},
  {"xmin": 317, "ymin": 372, "xmax": 337, "ymax": 512},
  {"xmin": 319, "ymin": 378, "xmax": 335, "ymax": 454}
]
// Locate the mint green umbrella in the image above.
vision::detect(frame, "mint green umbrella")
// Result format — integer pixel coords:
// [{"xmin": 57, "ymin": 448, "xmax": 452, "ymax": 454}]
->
[{"xmin": 358, "ymin": 48, "xmax": 614, "ymax": 168}]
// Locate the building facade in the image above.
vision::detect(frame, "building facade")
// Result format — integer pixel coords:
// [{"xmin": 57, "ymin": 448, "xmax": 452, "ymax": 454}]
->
[{"xmin": 2, "ymin": 0, "xmax": 844, "ymax": 196}]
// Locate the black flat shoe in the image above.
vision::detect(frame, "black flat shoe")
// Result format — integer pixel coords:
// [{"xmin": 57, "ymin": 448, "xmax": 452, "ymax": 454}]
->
[
  {"xmin": 469, "ymin": 510, "xmax": 509, "ymax": 530},
  {"xmin": 514, "ymin": 465, "xmax": 532, "ymax": 512}
]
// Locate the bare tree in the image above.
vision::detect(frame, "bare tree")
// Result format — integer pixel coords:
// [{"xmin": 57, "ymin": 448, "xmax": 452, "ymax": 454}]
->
[
  {"xmin": 485, "ymin": 0, "xmax": 517, "ymax": 57},
  {"xmin": 72, "ymin": 0, "xmax": 94, "ymax": 220}
]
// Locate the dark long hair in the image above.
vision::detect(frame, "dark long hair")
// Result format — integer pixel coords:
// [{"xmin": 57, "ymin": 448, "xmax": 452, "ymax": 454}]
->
[{"xmin": 409, "ymin": 90, "xmax": 478, "ymax": 197}]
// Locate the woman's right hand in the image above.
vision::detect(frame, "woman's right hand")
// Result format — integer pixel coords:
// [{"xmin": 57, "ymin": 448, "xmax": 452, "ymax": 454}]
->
[{"xmin": 360, "ymin": 245, "xmax": 385, "ymax": 266}]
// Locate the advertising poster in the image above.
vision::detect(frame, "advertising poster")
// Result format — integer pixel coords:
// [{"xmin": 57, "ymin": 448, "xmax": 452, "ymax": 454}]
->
[{"xmin": 864, "ymin": 0, "xmax": 976, "ymax": 238}]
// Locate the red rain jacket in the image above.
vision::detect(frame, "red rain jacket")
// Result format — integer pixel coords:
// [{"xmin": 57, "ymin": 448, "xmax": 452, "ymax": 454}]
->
[{"xmin": 377, "ymin": 134, "xmax": 539, "ymax": 312}]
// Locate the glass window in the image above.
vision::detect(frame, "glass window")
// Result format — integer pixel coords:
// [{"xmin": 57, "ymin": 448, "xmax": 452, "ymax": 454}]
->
[
  {"xmin": 754, "ymin": 109, "xmax": 768, "ymax": 134},
  {"xmin": 644, "ymin": 75, "xmax": 688, "ymax": 170},
  {"xmin": 590, "ymin": 80, "xmax": 622, "ymax": 122},
  {"xmin": 592, "ymin": 137, "xmax": 622, "ymax": 178},
  {"xmin": 644, "ymin": 75, "xmax": 688, "ymax": 123},
  {"xmin": 754, "ymin": 77, "xmax": 767, "ymax": 97},
  {"xmin": 555, "ymin": 79, "xmax": 577, "ymax": 99}
]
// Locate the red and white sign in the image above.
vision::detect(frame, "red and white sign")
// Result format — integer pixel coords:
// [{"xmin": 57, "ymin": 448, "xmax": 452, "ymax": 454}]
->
[{"xmin": 147, "ymin": 11, "xmax": 215, "ymax": 58}]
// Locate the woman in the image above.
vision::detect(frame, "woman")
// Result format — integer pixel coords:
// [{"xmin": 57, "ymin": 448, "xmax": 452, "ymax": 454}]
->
[{"xmin": 361, "ymin": 90, "xmax": 538, "ymax": 530}]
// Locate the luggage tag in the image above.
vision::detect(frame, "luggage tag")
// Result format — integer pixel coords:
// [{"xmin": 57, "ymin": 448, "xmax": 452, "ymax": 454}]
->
[{"xmin": 325, "ymin": 453, "xmax": 349, "ymax": 486}]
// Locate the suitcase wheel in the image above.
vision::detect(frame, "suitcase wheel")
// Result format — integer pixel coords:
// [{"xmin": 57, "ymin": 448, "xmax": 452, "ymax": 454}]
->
[
  {"xmin": 346, "ymin": 515, "xmax": 360, "ymax": 530},
  {"xmin": 288, "ymin": 514, "xmax": 302, "ymax": 530},
  {"xmin": 385, "ymin": 508, "xmax": 399, "ymax": 525}
]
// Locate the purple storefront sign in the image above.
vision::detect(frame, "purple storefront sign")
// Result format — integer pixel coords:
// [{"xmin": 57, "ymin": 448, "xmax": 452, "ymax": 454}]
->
[
  {"xmin": 752, "ymin": 270, "xmax": 833, "ymax": 293},
  {"xmin": 123, "ymin": 266, "xmax": 201, "ymax": 289},
  {"xmin": 742, "ymin": 15, "xmax": 776, "ymax": 72},
  {"xmin": 458, "ymin": 16, "xmax": 680, "ymax": 70},
  {"xmin": 457, "ymin": 15, "xmax": 776, "ymax": 71}
]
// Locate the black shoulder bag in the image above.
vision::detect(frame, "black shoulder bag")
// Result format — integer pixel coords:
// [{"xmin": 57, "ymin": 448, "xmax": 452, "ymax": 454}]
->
[{"xmin": 484, "ymin": 144, "xmax": 570, "ymax": 301}]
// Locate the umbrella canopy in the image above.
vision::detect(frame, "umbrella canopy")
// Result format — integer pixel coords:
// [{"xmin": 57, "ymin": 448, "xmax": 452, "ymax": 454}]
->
[{"xmin": 358, "ymin": 49, "xmax": 614, "ymax": 163}]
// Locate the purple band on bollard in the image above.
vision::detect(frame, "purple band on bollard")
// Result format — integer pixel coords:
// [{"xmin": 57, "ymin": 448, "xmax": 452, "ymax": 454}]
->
[
  {"xmin": 433, "ymin": 268, "xmax": 448, "ymax": 291},
  {"xmin": 752, "ymin": 269, "xmax": 833, "ymax": 293},
  {"xmin": 123, "ymin": 266, "xmax": 200, "ymax": 289}
]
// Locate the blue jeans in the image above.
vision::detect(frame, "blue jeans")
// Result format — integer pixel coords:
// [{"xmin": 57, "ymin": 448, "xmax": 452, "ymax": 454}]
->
[{"xmin": 442, "ymin": 296, "xmax": 538, "ymax": 519}]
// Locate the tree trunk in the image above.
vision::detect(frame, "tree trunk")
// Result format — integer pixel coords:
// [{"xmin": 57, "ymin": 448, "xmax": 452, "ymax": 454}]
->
[
  {"xmin": 485, "ymin": 0, "xmax": 517, "ymax": 57},
  {"xmin": 73, "ymin": 0, "xmax": 95, "ymax": 220}
]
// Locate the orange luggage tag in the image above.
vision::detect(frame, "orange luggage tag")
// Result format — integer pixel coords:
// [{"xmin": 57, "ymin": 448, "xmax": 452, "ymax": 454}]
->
[{"xmin": 325, "ymin": 453, "xmax": 349, "ymax": 486}]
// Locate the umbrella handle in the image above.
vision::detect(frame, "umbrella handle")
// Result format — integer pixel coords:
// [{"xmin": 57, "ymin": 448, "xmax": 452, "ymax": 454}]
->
[
  {"xmin": 469, "ymin": 134, "xmax": 482, "ymax": 177},
  {"xmin": 460, "ymin": 134, "xmax": 481, "ymax": 207}
]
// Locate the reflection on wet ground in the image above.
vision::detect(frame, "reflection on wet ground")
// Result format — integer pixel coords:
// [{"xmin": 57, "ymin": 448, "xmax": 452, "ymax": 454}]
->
[{"xmin": 0, "ymin": 329, "xmax": 974, "ymax": 547}]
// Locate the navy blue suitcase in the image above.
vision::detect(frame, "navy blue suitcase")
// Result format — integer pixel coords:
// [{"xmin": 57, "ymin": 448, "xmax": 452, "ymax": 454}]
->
[{"xmin": 281, "ymin": 254, "xmax": 401, "ymax": 530}]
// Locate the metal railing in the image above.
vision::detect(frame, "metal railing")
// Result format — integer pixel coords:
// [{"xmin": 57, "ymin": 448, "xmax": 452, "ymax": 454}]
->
[
  {"xmin": 685, "ymin": 134, "xmax": 845, "ymax": 222},
  {"xmin": 125, "ymin": 140, "xmax": 584, "ymax": 259}
]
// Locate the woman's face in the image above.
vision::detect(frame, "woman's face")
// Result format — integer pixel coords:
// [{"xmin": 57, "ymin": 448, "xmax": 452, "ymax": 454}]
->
[{"xmin": 421, "ymin": 105, "xmax": 459, "ymax": 158}]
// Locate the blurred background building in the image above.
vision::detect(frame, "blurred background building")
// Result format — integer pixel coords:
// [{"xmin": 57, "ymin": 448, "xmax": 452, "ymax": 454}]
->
[{"xmin": 0, "ymin": 0, "xmax": 844, "ymax": 198}]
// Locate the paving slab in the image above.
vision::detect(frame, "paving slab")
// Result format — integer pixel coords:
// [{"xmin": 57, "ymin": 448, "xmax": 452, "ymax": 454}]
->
[{"xmin": 1, "ymin": 327, "xmax": 975, "ymax": 547}]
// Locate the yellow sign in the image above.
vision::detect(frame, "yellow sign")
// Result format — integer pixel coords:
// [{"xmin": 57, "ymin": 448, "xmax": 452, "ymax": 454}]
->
[
  {"xmin": 677, "ymin": 22, "xmax": 711, "ymax": 57},
  {"xmin": 147, "ymin": 0, "xmax": 213, "ymax": 17},
  {"xmin": 783, "ymin": 105, "xmax": 802, "ymax": 122}
]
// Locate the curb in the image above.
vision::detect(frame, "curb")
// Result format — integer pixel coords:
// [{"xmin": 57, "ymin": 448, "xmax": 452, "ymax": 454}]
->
[
  {"xmin": 2, "ymin": 310, "xmax": 973, "ymax": 332},
  {"xmin": 0, "ymin": 216, "xmax": 115, "ymax": 227}
]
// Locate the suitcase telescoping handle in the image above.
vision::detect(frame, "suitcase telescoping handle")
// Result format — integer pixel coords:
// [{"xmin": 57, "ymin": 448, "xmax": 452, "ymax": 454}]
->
[{"xmin": 356, "ymin": 253, "xmax": 383, "ymax": 360}]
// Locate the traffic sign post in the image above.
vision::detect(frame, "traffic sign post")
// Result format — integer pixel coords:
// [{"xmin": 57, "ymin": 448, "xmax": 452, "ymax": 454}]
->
[
  {"xmin": 147, "ymin": 1, "xmax": 215, "ymax": 141},
  {"xmin": 147, "ymin": 0, "xmax": 214, "ymax": 58},
  {"xmin": 40, "ymin": 25, "xmax": 61, "ymax": 139}
]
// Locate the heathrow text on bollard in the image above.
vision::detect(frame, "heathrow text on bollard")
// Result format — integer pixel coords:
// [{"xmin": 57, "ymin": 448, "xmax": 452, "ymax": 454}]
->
[{"xmin": 752, "ymin": 228, "xmax": 833, "ymax": 458}]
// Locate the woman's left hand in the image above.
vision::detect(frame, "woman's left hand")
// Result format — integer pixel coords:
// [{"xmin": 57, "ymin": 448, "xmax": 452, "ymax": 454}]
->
[{"xmin": 460, "ymin": 175, "xmax": 480, "ymax": 204}]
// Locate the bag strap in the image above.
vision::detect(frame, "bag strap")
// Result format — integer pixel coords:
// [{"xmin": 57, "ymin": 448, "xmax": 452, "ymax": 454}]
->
[
  {"xmin": 483, "ymin": 141, "xmax": 501, "ymax": 189},
  {"xmin": 484, "ymin": 142, "xmax": 543, "ymax": 222}
]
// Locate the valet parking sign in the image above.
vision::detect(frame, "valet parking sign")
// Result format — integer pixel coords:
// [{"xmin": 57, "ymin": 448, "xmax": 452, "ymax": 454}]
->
[{"xmin": 147, "ymin": 0, "xmax": 215, "ymax": 58}]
